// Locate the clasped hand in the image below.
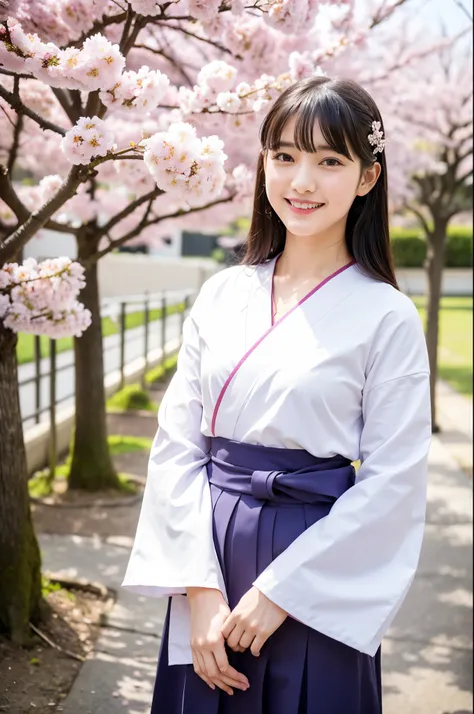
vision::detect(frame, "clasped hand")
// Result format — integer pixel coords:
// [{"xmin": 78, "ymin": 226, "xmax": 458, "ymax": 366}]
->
[
  {"xmin": 187, "ymin": 586, "xmax": 287, "ymax": 696},
  {"xmin": 221, "ymin": 586, "xmax": 288, "ymax": 657}
]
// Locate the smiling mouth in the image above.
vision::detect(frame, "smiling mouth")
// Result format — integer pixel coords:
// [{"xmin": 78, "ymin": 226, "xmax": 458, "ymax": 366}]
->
[{"xmin": 285, "ymin": 199, "xmax": 325, "ymax": 212}]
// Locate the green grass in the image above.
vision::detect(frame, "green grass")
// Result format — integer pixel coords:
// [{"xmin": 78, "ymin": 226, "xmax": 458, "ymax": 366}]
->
[
  {"xmin": 108, "ymin": 434, "xmax": 153, "ymax": 454},
  {"xmin": 413, "ymin": 296, "xmax": 473, "ymax": 397},
  {"xmin": 16, "ymin": 302, "xmax": 185, "ymax": 365},
  {"xmin": 145, "ymin": 353, "xmax": 179, "ymax": 385},
  {"xmin": 106, "ymin": 383, "xmax": 158, "ymax": 412},
  {"xmin": 28, "ymin": 434, "xmax": 153, "ymax": 498}
]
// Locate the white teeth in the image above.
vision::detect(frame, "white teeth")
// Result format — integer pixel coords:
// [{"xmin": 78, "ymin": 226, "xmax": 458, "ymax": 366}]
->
[{"xmin": 289, "ymin": 201, "xmax": 322, "ymax": 209}]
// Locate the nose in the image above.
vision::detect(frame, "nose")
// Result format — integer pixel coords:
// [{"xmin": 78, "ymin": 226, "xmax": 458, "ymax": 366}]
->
[{"xmin": 290, "ymin": 162, "xmax": 316, "ymax": 194}]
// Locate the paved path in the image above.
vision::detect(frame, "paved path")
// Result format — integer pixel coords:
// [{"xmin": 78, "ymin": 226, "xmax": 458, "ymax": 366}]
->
[
  {"xmin": 38, "ymin": 400, "xmax": 473, "ymax": 713},
  {"xmin": 20, "ymin": 314, "xmax": 183, "ymax": 430}
]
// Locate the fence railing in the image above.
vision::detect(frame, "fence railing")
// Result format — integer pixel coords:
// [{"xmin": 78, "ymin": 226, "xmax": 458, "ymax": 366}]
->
[{"xmin": 20, "ymin": 289, "xmax": 195, "ymax": 473}]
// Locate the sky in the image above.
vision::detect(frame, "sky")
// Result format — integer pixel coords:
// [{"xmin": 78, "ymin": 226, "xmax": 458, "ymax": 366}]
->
[
  {"xmin": 359, "ymin": 0, "xmax": 473, "ymax": 38},
  {"xmin": 408, "ymin": 0, "xmax": 472, "ymax": 34}
]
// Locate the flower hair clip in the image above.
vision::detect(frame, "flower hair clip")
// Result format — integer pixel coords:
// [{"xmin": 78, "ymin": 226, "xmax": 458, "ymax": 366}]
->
[{"xmin": 368, "ymin": 121, "xmax": 385, "ymax": 155}]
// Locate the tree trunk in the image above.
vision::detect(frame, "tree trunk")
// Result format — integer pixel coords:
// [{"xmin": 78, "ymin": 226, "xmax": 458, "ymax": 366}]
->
[
  {"xmin": 0, "ymin": 321, "xmax": 42, "ymax": 643},
  {"xmin": 424, "ymin": 219, "xmax": 448, "ymax": 433},
  {"xmin": 68, "ymin": 254, "xmax": 119, "ymax": 491}
]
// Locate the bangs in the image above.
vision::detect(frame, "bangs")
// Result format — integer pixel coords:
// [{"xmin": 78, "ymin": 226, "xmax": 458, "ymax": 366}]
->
[{"xmin": 261, "ymin": 87, "xmax": 357, "ymax": 161}]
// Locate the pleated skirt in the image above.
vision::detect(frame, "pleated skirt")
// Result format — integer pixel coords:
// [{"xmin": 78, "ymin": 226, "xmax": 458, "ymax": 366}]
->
[{"xmin": 151, "ymin": 438, "xmax": 382, "ymax": 714}]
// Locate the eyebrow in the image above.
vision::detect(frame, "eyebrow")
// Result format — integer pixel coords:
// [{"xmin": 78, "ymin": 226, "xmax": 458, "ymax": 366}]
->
[{"xmin": 276, "ymin": 140, "xmax": 337, "ymax": 152}]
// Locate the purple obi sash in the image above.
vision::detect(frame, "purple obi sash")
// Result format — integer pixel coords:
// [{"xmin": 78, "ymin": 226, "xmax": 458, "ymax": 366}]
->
[
  {"xmin": 151, "ymin": 438, "xmax": 381, "ymax": 714},
  {"xmin": 208, "ymin": 437, "xmax": 355, "ymax": 506}
]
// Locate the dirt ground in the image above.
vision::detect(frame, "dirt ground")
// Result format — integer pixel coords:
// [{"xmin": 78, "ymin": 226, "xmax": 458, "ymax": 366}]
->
[
  {"xmin": 0, "ymin": 585, "xmax": 113, "ymax": 714},
  {"xmin": 31, "ymin": 408, "xmax": 160, "ymax": 539},
  {"xmin": 2, "ymin": 399, "xmax": 168, "ymax": 714}
]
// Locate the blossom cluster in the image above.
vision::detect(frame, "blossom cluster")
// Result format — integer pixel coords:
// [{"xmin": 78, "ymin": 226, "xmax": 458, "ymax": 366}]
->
[
  {"xmin": 0, "ymin": 22, "xmax": 125, "ymax": 91},
  {"xmin": 128, "ymin": 0, "xmax": 321, "ymax": 34},
  {"xmin": 265, "ymin": 0, "xmax": 321, "ymax": 35},
  {"xmin": 143, "ymin": 122, "xmax": 227, "ymax": 205},
  {"xmin": 99, "ymin": 66, "xmax": 170, "ymax": 117},
  {"xmin": 0, "ymin": 257, "xmax": 92, "ymax": 337},
  {"xmin": 60, "ymin": 116, "xmax": 116, "ymax": 165},
  {"xmin": 178, "ymin": 59, "xmax": 294, "ymax": 120}
]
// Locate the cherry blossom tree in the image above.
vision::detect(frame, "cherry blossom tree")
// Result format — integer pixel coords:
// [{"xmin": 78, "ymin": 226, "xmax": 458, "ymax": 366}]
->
[
  {"xmin": 327, "ymin": 19, "xmax": 473, "ymax": 429},
  {"xmin": 0, "ymin": 0, "xmax": 421, "ymax": 641},
  {"xmin": 389, "ymin": 44, "xmax": 472, "ymax": 431},
  {"xmin": 0, "ymin": 258, "xmax": 90, "ymax": 644}
]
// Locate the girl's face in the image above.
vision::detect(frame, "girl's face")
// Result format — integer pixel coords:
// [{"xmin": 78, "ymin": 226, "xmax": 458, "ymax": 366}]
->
[{"xmin": 264, "ymin": 117, "xmax": 380, "ymax": 243}]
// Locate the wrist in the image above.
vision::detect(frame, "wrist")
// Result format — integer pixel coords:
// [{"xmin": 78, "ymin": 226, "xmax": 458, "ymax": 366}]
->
[{"xmin": 186, "ymin": 586, "xmax": 222, "ymax": 600}]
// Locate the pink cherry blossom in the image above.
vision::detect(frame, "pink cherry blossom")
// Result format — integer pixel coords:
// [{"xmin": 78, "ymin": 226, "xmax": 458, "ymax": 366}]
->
[
  {"xmin": 60, "ymin": 116, "xmax": 116, "ymax": 165},
  {"xmin": 0, "ymin": 258, "xmax": 92, "ymax": 337}
]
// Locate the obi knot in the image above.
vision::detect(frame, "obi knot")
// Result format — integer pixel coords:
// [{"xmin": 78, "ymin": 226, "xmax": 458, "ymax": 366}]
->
[{"xmin": 251, "ymin": 470, "xmax": 282, "ymax": 501}]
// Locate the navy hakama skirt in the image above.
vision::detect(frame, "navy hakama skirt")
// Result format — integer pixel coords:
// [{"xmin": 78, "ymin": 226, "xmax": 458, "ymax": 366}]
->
[{"xmin": 151, "ymin": 438, "xmax": 382, "ymax": 714}]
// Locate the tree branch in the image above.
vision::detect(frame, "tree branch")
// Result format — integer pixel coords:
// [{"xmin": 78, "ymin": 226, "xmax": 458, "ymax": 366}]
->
[
  {"xmin": 369, "ymin": 0, "xmax": 410, "ymax": 29},
  {"xmin": 452, "ymin": 0, "xmax": 473, "ymax": 22},
  {"xmin": 405, "ymin": 202, "xmax": 432, "ymax": 235},
  {"xmin": 96, "ymin": 186, "xmax": 164, "ymax": 239},
  {"xmin": 0, "ymin": 165, "xmax": 80, "ymax": 242},
  {"xmin": 7, "ymin": 78, "xmax": 23, "ymax": 173},
  {"xmin": 454, "ymin": 166, "xmax": 474, "ymax": 190},
  {"xmin": 0, "ymin": 84, "xmax": 66, "ymax": 135},
  {"xmin": 134, "ymin": 42, "xmax": 195, "ymax": 85},
  {"xmin": 0, "ymin": 165, "xmax": 88, "ymax": 263},
  {"xmin": 92, "ymin": 192, "xmax": 236, "ymax": 263},
  {"xmin": 68, "ymin": 11, "xmax": 128, "ymax": 49},
  {"xmin": 50, "ymin": 88, "xmax": 80, "ymax": 125},
  {"xmin": 0, "ymin": 68, "xmax": 35, "ymax": 80},
  {"xmin": 155, "ymin": 21, "xmax": 238, "ymax": 58}
]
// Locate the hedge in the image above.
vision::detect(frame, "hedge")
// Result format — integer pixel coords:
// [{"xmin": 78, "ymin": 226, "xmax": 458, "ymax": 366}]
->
[{"xmin": 390, "ymin": 226, "xmax": 472, "ymax": 268}]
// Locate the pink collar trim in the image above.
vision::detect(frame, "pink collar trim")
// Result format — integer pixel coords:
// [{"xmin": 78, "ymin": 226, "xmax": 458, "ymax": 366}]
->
[{"xmin": 270, "ymin": 255, "xmax": 356, "ymax": 326}]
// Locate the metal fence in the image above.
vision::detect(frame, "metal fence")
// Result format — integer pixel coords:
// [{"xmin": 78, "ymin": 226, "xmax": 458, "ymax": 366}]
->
[{"xmin": 20, "ymin": 289, "xmax": 195, "ymax": 471}]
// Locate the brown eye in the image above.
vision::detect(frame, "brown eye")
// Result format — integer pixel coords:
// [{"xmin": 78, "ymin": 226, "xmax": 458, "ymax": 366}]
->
[
  {"xmin": 273, "ymin": 153, "xmax": 293, "ymax": 162},
  {"xmin": 321, "ymin": 158, "xmax": 342, "ymax": 166}
]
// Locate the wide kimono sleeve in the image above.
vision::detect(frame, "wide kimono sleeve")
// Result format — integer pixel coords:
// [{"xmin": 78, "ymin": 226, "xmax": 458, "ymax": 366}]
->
[
  {"xmin": 253, "ymin": 297, "xmax": 432, "ymax": 656},
  {"xmin": 121, "ymin": 282, "xmax": 226, "ymax": 600}
]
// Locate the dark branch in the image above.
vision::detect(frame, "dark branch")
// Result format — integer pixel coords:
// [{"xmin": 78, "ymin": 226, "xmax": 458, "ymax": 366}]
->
[
  {"xmin": 7, "ymin": 78, "xmax": 23, "ymax": 174},
  {"xmin": 93, "ymin": 192, "xmax": 236, "ymax": 262},
  {"xmin": 96, "ymin": 186, "xmax": 164, "ymax": 239},
  {"xmin": 0, "ymin": 68, "xmax": 35, "ymax": 80},
  {"xmin": 0, "ymin": 164, "xmax": 92, "ymax": 263},
  {"xmin": 50, "ymin": 88, "xmax": 80, "ymax": 125},
  {"xmin": 0, "ymin": 84, "xmax": 66, "ymax": 135},
  {"xmin": 405, "ymin": 202, "xmax": 432, "ymax": 235},
  {"xmin": 68, "ymin": 11, "xmax": 128, "ymax": 49},
  {"xmin": 0, "ymin": 165, "xmax": 80, "ymax": 239},
  {"xmin": 155, "ymin": 21, "xmax": 237, "ymax": 57},
  {"xmin": 135, "ymin": 42, "xmax": 195, "ymax": 85}
]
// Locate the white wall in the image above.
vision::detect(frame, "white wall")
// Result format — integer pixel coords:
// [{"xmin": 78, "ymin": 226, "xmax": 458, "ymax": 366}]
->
[
  {"xmin": 396, "ymin": 268, "xmax": 472, "ymax": 297},
  {"xmin": 98, "ymin": 253, "xmax": 220, "ymax": 298},
  {"xmin": 23, "ymin": 228, "xmax": 77, "ymax": 261}
]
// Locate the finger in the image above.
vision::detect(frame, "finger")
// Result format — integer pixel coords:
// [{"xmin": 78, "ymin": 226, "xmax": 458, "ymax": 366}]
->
[
  {"xmin": 238, "ymin": 629, "xmax": 256, "ymax": 651},
  {"xmin": 213, "ymin": 639, "xmax": 232, "ymax": 676},
  {"xmin": 221, "ymin": 616, "xmax": 236, "ymax": 639},
  {"xmin": 211, "ymin": 645, "xmax": 249, "ymax": 690},
  {"xmin": 250, "ymin": 633, "xmax": 267, "ymax": 657},
  {"xmin": 217, "ymin": 673, "xmax": 250, "ymax": 692},
  {"xmin": 223, "ymin": 663, "xmax": 250, "ymax": 687},
  {"xmin": 192, "ymin": 652, "xmax": 215, "ymax": 690},
  {"xmin": 226, "ymin": 624, "xmax": 244, "ymax": 651}
]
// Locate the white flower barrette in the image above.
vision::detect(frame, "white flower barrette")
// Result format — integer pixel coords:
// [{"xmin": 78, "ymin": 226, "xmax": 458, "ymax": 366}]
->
[{"xmin": 368, "ymin": 121, "xmax": 385, "ymax": 155}]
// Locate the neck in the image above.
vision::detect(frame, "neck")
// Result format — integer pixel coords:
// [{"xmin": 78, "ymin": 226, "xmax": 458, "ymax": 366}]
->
[{"xmin": 276, "ymin": 231, "xmax": 353, "ymax": 282}]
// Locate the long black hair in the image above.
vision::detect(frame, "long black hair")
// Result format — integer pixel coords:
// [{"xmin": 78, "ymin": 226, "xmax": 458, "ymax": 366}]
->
[{"xmin": 241, "ymin": 75, "xmax": 398, "ymax": 289}]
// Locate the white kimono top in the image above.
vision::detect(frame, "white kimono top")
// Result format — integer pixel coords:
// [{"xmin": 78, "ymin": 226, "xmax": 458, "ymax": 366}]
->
[{"xmin": 122, "ymin": 257, "xmax": 432, "ymax": 665}]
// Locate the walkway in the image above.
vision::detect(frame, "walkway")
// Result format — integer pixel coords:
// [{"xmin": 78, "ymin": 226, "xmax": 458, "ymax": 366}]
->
[{"xmin": 37, "ymin": 383, "xmax": 473, "ymax": 714}]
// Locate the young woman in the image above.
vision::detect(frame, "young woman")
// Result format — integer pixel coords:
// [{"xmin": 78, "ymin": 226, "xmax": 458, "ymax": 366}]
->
[{"xmin": 123, "ymin": 76, "xmax": 432, "ymax": 714}]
